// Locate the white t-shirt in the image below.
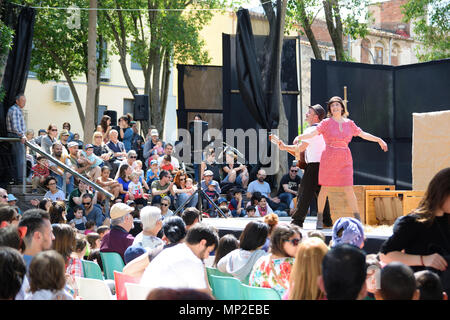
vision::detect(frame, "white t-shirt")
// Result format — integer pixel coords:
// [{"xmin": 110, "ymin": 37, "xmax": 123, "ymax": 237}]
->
[
  {"xmin": 44, "ymin": 190, "xmax": 66, "ymax": 202},
  {"xmin": 302, "ymin": 124, "xmax": 326, "ymax": 163},
  {"xmin": 157, "ymin": 155, "xmax": 180, "ymax": 169},
  {"xmin": 140, "ymin": 243, "xmax": 207, "ymax": 291}
]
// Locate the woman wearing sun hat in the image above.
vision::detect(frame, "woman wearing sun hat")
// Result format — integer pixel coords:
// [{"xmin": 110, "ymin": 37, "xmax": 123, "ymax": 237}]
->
[{"xmin": 295, "ymin": 96, "xmax": 388, "ymax": 229}]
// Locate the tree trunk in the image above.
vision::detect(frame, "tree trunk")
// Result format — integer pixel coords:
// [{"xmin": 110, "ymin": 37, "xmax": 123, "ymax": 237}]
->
[
  {"xmin": 84, "ymin": 0, "xmax": 97, "ymax": 143},
  {"xmin": 150, "ymin": 49, "xmax": 162, "ymax": 135},
  {"xmin": 299, "ymin": 4, "xmax": 323, "ymax": 60},
  {"xmin": 95, "ymin": 34, "xmax": 104, "ymax": 122},
  {"xmin": 323, "ymin": 0, "xmax": 345, "ymax": 61}
]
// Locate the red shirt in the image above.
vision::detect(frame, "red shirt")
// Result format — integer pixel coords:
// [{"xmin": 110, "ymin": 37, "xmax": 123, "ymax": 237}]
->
[{"xmin": 32, "ymin": 164, "xmax": 50, "ymax": 178}]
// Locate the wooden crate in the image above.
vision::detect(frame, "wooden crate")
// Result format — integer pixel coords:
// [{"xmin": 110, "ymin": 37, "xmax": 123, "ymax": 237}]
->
[
  {"xmin": 326, "ymin": 185, "xmax": 395, "ymax": 225},
  {"xmin": 365, "ymin": 190, "xmax": 425, "ymax": 226}
]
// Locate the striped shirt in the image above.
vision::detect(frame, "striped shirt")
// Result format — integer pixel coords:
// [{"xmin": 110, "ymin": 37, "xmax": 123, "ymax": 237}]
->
[{"xmin": 6, "ymin": 104, "xmax": 26, "ymax": 137}]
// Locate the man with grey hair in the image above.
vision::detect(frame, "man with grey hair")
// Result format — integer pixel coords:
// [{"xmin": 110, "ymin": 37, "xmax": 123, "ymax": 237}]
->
[
  {"xmin": 6, "ymin": 93, "xmax": 27, "ymax": 183},
  {"xmin": 106, "ymin": 129, "xmax": 127, "ymax": 177},
  {"xmin": 114, "ymin": 150, "xmax": 139, "ymax": 180},
  {"xmin": 100, "ymin": 203, "xmax": 135, "ymax": 261},
  {"xmin": 132, "ymin": 206, "xmax": 164, "ymax": 250}
]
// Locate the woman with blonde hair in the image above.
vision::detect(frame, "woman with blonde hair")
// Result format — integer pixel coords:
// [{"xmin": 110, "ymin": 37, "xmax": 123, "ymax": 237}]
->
[{"xmin": 287, "ymin": 237, "xmax": 329, "ymax": 300}]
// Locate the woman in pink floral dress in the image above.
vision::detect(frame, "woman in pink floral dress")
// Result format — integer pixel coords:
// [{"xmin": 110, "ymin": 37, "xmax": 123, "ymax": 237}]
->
[
  {"xmin": 296, "ymin": 96, "xmax": 388, "ymax": 229},
  {"xmin": 249, "ymin": 224, "xmax": 302, "ymax": 297}
]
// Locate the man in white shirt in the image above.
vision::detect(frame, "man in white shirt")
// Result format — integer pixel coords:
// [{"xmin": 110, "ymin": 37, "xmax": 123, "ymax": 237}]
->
[
  {"xmin": 140, "ymin": 223, "xmax": 218, "ymax": 295},
  {"xmin": 157, "ymin": 143, "xmax": 180, "ymax": 170},
  {"xmin": 279, "ymin": 104, "xmax": 331, "ymax": 228}
]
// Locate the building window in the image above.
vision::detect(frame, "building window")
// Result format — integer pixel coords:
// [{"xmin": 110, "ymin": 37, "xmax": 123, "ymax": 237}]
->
[
  {"xmin": 96, "ymin": 105, "xmax": 107, "ymax": 125},
  {"xmin": 123, "ymin": 98, "xmax": 134, "ymax": 116},
  {"xmin": 130, "ymin": 42, "xmax": 143, "ymax": 70},
  {"xmin": 326, "ymin": 51, "xmax": 336, "ymax": 61},
  {"xmin": 375, "ymin": 43, "xmax": 384, "ymax": 64}
]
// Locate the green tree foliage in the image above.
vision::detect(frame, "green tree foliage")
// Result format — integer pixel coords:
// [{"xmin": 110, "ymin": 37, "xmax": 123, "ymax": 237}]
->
[
  {"xmin": 402, "ymin": 0, "xmax": 450, "ymax": 61},
  {"xmin": 100, "ymin": 0, "xmax": 224, "ymax": 135},
  {"xmin": 0, "ymin": 20, "xmax": 14, "ymax": 101}
]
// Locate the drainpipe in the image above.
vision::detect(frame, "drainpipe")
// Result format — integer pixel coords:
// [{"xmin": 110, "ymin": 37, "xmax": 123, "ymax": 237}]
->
[{"xmin": 389, "ymin": 37, "xmax": 392, "ymax": 65}]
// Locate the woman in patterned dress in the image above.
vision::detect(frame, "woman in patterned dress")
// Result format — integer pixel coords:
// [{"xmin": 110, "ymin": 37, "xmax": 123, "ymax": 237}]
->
[
  {"xmin": 248, "ymin": 224, "xmax": 302, "ymax": 297},
  {"xmin": 295, "ymin": 96, "xmax": 388, "ymax": 229}
]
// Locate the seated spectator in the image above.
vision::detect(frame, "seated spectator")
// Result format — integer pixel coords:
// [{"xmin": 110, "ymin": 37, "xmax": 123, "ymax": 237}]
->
[
  {"xmin": 415, "ymin": 270, "xmax": 448, "ymax": 300},
  {"xmin": 62, "ymin": 122, "xmax": 75, "ymax": 142},
  {"xmin": 249, "ymin": 224, "xmax": 302, "ymax": 296},
  {"xmin": 255, "ymin": 196, "xmax": 274, "ymax": 217},
  {"xmin": 217, "ymin": 220, "xmax": 268, "ymax": 282},
  {"xmin": 182, "ymin": 207, "xmax": 200, "ymax": 230},
  {"xmin": 48, "ymin": 202, "xmax": 67, "ymax": 225},
  {"xmin": 0, "ymin": 205, "xmax": 21, "ymax": 227},
  {"xmin": 25, "ymin": 250, "xmax": 73, "ymax": 300},
  {"xmin": 212, "ymin": 234, "xmax": 239, "ymax": 268},
  {"xmin": 124, "ymin": 244, "xmax": 147, "ymax": 264},
  {"xmin": 160, "ymin": 154, "xmax": 174, "ymax": 173},
  {"xmin": 79, "ymin": 144, "xmax": 102, "ymax": 181},
  {"xmin": 287, "ymin": 237, "xmax": 329, "ymax": 300},
  {"xmin": 0, "ymin": 247, "xmax": 26, "ymax": 300},
  {"xmin": 74, "ymin": 234, "xmax": 88, "ymax": 259},
  {"xmin": 246, "ymin": 191, "xmax": 261, "ymax": 208},
  {"xmin": 59, "ymin": 129, "xmax": 70, "ymax": 154},
  {"xmin": 173, "ymin": 170, "xmax": 198, "ymax": 210},
  {"xmin": 52, "ymin": 223, "xmax": 83, "ymax": 278},
  {"xmin": 145, "ymin": 159, "xmax": 160, "ymax": 186},
  {"xmin": 48, "ymin": 142, "xmax": 73, "ymax": 195},
  {"xmin": 66, "ymin": 179, "xmax": 95, "ymax": 221},
  {"xmin": 127, "ymin": 172, "xmax": 149, "ymax": 206},
  {"xmin": 134, "ymin": 160, "xmax": 147, "ymax": 185},
  {"xmin": 379, "ymin": 167, "xmax": 450, "ymax": 292},
  {"xmin": 41, "ymin": 124, "xmax": 59, "ymax": 155},
  {"xmin": 31, "ymin": 155, "xmax": 50, "ymax": 193},
  {"xmin": 71, "ymin": 133, "xmax": 84, "ymax": 149},
  {"xmin": 132, "ymin": 206, "xmax": 164, "ymax": 250},
  {"xmin": 97, "ymin": 115, "xmax": 112, "ymax": 144},
  {"xmin": 229, "ymin": 189, "xmax": 245, "ymax": 217},
  {"xmin": 115, "ymin": 150, "xmax": 140, "ymax": 181},
  {"xmin": 86, "ymin": 248, "xmax": 103, "ymax": 272},
  {"xmin": 247, "ymin": 169, "xmax": 284, "ymax": 211},
  {"xmin": 244, "ymin": 205, "xmax": 257, "ymax": 218},
  {"xmin": 160, "ymin": 196, "xmax": 174, "ymax": 220},
  {"xmin": 200, "ymin": 148, "xmax": 222, "ymax": 183},
  {"xmin": 319, "ymin": 243, "xmax": 367, "ymax": 300},
  {"xmin": 92, "ymin": 131, "xmax": 115, "ymax": 170},
  {"xmin": 100, "ymin": 203, "xmax": 135, "ymax": 261},
  {"xmin": 0, "ymin": 188, "xmax": 8, "ymax": 205},
  {"xmin": 95, "ymin": 166, "xmax": 120, "ymax": 203},
  {"xmin": 84, "ymin": 221, "xmax": 96, "ymax": 235},
  {"xmin": 365, "ymin": 254, "xmax": 382, "ymax": 300},
  {"xmin": 374, "ymin": 262, "xmax": 420, "ymax": 300},
  {"xmin": 221, "ymin": 150, "xmax": 248, "ymax": 188},
  {"xmin": 151, "ymin": 170, "xmax": 174, "ymax": 206},
  {"xmin": 201, "ymin": 170, "xmax": 221, "ymax": 194},
  {"xmin": 277, "ymin": 164, "xmax": 301, "ymax": 209},
  {"xmin": 0, "ymin": 224, "xmax": 25, "ymax": 251},
  {"xmin": 106, "ymin": 129, "xmax": 127, "ymax": 178},
  {"xmin": 97, "ymin": 225, "xmax": 110, "ymax": 240},
  {"xmin": 157, "ymin": 143, "xmax": 180, "ymax": 172},
  {"xmin": 140, "ymin": 223, "xmax": 219, "ymax": 294},
  {"xmin": 86, "ymin": 232, "xmax": 101, "ymax": 251},
  {"xmin": 261, "ymin": 213, "xmax": 279, "ymax": 252},
  {"xmin": 143, "ymin": 128, "xmax": 165, "ymax": 166},
  {"xmin": 43, "ymin": 176, "xmax": 66, "ymax": 202},
  {"xmin": 67, "ymin": 141, "xmax": 90, "ymax": 177},
  {"xmin": 82, "ymin": 194, "xmax": 105, "ymax": 227},
  {"xmin": 122, "ymin": 216, "xmax": 187, "ymax": 279},
  {"xmin": 116, "ymin": 163, "xmax": 132, "ymax": 202},
  {"xmin": 330, "ymin": 217, "xmax": 365, "ymax": 248}
]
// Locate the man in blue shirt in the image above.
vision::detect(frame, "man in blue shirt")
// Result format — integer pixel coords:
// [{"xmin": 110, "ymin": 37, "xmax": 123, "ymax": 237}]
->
[
  {"xmin": 82, "ymin": 193, "xmax": 105, "ymax": 227},
  {"xmin": 6, "ymin": 94, "xmax": 28, "ymax": 183},
  {"xmin": 246, "ymin": 169, "xmax": 285, "ymax": 211}
]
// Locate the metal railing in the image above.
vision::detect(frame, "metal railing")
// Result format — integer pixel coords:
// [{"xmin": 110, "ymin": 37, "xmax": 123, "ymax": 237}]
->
[{"xmin": 0, "ymin": 137, "xmax": 113, "ymax": 199}]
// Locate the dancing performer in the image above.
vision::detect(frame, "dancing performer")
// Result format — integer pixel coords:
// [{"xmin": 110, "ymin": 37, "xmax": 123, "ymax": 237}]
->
[
  {"xmin": 295, "ymin": 96, "xmax": 388, "ymax": 229},
  {"xmin": 277, "ymin": 104, "xmax": 332, "ymax": 228}
]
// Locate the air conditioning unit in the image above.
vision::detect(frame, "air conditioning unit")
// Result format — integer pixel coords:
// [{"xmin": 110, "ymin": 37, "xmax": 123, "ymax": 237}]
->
[
  {"xmin": 100, "ymin": 66, "xmax": 111, "ymax": 81},
  {"xmin": 54, "ymin": 84, "xmax": 74, "ymax": 103}
]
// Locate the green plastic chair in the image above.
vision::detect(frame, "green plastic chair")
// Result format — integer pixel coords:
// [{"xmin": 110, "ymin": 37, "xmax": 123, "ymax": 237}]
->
[
  {"xmin": 209, "ymin": 275, "xmax": 243, "ymax": 300},
  {"xmin": 206, "ymin": 267, "xmax": 232, "ymax": 293},
  {"xmin": 82, "ymin": 260, "xmax": 104, "ymax": 280},
  {"xmin": 240, "ymin": 283, "xmax": 282, "ymax": 300},
  {"xmin": 100, "ymin": 252, "xmax": 125, "ymax": 280}
]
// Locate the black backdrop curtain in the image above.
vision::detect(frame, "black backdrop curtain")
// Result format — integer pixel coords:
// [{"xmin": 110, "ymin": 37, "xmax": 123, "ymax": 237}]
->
[
  {"xmin": 236, "ymin": 8, "xmax": 278, "ymax": 130},
  {"xmin": 0, "ymin": 5, "xmax": 36, "ymax": 186}
]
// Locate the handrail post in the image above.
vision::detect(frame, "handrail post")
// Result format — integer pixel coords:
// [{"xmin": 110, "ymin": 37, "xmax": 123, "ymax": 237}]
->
[
  {"xmin": 63, "ymin": 169, "xmax": 67, "ymax": 196},
  {"xmin": 22, "ymin": 149, "xmax": 27, "ymax": 195}
]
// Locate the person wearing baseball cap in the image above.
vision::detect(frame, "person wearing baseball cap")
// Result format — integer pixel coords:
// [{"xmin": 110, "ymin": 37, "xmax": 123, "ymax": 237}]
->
[
  {"xmin": 100, "ymin": 203, "xmax": 135, "ymax": 261},
  {"xmin": 143, "ymin": 128, "xmax": 165, "ymax": 166}
]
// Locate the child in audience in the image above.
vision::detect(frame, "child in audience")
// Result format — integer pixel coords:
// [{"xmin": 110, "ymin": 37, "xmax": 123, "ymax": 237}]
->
[
  {"xmin": 229, "ymin": 189, "xmax": 245, "ymax": 217},
  {"xmin": 80, "ymin": 144, "xmax": 103, "ymax": 180},
  {"xmin": 365, "ymin": 254, "xmax": 382, "ymax": 300},
  {"xmin": 212, "ymin": 234, "xmax": 239, "ymax": 268},
  {"xmin": 86, "ymin": 232, "xmax": 101, "ymax": 250},
  {"xmin": 128, "ymin": 172, "xmax": 149, "ymax": 205},
  {"xmin": 152, "ymin": 140, "xmax": 165, "ymax": 158},
  {"xmin": 84, "ymin": 220, "xmax": 96, "ymax": 235},
  {"xmin": 97, "ymin": 226, "xmax": 110, "ymax": 240},
  {"xmin": 69, "ymin": 205, "xmax": 87, "ymax": 232},
  {"xmin": 26, "ymin": 250, "xmax": 73, "ymax": 300},
  {"xmin": 160, "ymin": 155, "xmax": 174, "ymax": 173},
  {"xmin": 73, "ymin": 234, "xmax": 88, "ymax": 260},
  {"xmin": 146, "ymin": 160, "xmax": 160, "ymax": 186},
  {"xmin": 415, "ymin": 270, "xmax": 448, "ymax": 300},
  {"xmin": 95, "ymin": 166, "xmax": 120, "ymax": 201},
  {"xmin": 245, "ymin": 205, "xmax": 257, "ymax": 218},
  {"xmin": 135, "ymin": 160, "xmax": 145, "ymax": 181},
  {"xmin": 375, "ymin": 262, "xmax": 420, "ymax": 300},
  {"xmin": 31, "ymin": 156, "xmax": 49, "ymax": 193},
  {"xmin": 255, "ymin": 196, "xmax": 273, "ymax": 217},
  {"xmin": 184, "ymin": 178, "xmax": 195, "ymax": 197}
]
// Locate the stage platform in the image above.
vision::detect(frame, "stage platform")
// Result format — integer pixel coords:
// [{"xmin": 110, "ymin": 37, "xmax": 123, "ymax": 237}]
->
[{"xmin": 201, "ymin": 216, "xmax": 393, "ymax": 254}]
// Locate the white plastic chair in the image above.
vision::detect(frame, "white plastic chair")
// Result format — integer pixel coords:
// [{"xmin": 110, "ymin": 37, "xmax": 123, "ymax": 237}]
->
[
  {"xmin": 75, "ymin": 276, "xmax": 115, "ymax": 300},
  {"xmin": 125, "ymin": 283, "xmax": 152, "ymax": 300}
]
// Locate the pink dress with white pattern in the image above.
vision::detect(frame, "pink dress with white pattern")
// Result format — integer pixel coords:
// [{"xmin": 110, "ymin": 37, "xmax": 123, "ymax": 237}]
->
[{"xmin": 316, "ymin": 118, "xmax": 362, "ymax": 186}]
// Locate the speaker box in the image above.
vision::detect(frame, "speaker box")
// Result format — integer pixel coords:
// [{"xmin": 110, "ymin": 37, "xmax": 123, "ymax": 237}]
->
[
  {"xmin": 103, "ymin": 110, "xmax": 117, "ymax": 127},
  {"xmin": 134, "ymin": 95, "xmax": 149, "ymax": 121}
]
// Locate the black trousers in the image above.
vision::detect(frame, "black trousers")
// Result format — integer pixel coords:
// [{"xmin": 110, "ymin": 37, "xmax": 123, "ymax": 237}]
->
[{"xmin": 292, "ymin": 162, "xmax": 332, "ymax": 226}]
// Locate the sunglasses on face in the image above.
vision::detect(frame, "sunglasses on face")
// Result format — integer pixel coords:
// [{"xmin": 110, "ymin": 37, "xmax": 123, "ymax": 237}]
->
[
  {"xmin": 291, "ymin": 169, "xmax": 298, "ymax": 173},
  {"xmin": 83, "ymin": 202, "xmax": 91, "ymax": 206},
  {"xmin": 161, "ymin": 203, "xmax": 169, "ymax": 207},
  {"xmin": 129, "ymin": 156, "xmax": 137, "ymax": 159},
  {"xmin": 179, "ymin": 178, "xmax": 186, "ymax": 181},
  {"xmin": 48, "ymin": 182, "xmax": 56, "ymax": 186},
  {"xmin": 51, "ymin": 129, "xmax": 58, "ymax": 131},
  {"xmin": 285, "ymin": 238, "xmax": 301, "ymax": 246}
]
